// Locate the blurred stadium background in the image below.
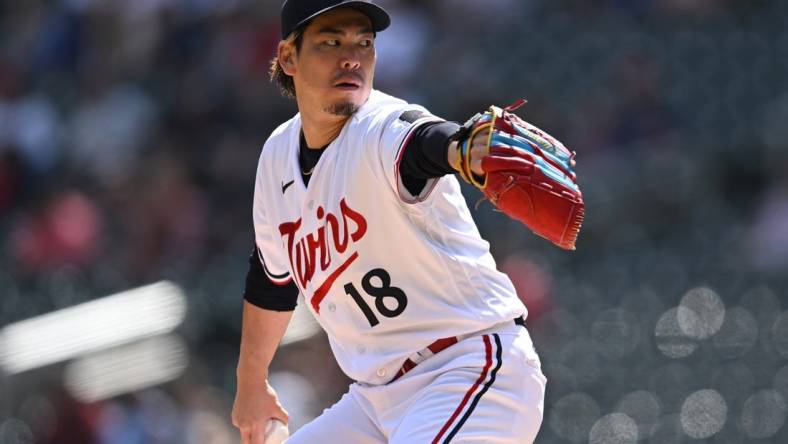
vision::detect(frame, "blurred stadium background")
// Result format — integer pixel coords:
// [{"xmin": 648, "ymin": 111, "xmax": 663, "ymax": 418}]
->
[{"xmin": 1, "ymin": 0, "xmax": 788, "ymax": 442}]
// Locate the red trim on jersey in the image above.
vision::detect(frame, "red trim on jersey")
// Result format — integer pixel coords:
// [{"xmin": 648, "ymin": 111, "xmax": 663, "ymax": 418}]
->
[
  {"xmin": 394, "ymin": 118, "xmax": 443, "ymax": 204},
  {"xmin": 431, "ymin": 335, "xmax": 493, "ymax": 444},
  {"xmin": 394, "ymin": 125, "xmax": 420, "ymax": 184},
  {"xmin": 310, "ymin": 251, "xmax": 359, "ymax": 313}
]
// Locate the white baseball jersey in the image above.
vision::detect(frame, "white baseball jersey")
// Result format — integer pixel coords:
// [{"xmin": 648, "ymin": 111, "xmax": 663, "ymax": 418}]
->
[{"xmin": 253, "ymin": 90, "xmax": 526, "ymax": 384}]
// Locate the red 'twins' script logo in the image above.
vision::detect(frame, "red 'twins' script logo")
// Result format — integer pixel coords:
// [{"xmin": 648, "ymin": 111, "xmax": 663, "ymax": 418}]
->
[{"xmin": 279, "ymin": 198, "xmax": 367, "ymax": 312}]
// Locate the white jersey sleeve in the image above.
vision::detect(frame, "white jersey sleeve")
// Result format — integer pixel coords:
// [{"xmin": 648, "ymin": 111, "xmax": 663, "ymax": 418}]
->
[
  {"xmin": 364, "ymin": 101, "xmax": 444, "ymax": 203},
  {"xmin": 252, "ymin": 126, "xmax": 294, "ymax": 285}
]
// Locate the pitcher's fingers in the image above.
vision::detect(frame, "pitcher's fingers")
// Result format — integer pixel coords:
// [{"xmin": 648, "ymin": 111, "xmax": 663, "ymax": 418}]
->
[
  {"xmin": 273, "ymin": 406, "xmax": 290, "ymax": 424},
  {"xmin": 239, "ymin": 427, "xmax": 253, "ymax": 444},
  {"xmin": 249, "ymin": 422, "xmax": 268, "ymax": 444}
]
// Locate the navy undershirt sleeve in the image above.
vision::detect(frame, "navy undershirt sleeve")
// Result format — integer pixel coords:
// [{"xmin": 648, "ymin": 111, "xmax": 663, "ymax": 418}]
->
[
  {"xmin": 243, "ymin": 246, "xmax": 299, "ymax": 311},
  {"xmin": 399, "ymin": 121, "xmax": 461, "ymax": 196}
]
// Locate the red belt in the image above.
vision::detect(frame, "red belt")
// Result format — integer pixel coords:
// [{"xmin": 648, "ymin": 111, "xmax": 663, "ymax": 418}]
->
[
  {"xmin": 389, "ymin": 316, "xmax": 526, "ymax": 383},
  {"xmin": 391, "ymin": 336, "xmax": 459, "ymax": 382}
]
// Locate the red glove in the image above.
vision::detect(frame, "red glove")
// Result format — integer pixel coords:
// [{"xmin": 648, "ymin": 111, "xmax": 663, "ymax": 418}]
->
[{"xmin": 454, "ymin": 100, "xmax": 584, "ymax": 250}]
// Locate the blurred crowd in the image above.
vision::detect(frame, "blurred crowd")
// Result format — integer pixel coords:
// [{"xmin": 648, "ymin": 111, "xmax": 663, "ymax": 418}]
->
[{"xmin": 1, "ymin": 0, "xmax": 787, "ymax": 443}]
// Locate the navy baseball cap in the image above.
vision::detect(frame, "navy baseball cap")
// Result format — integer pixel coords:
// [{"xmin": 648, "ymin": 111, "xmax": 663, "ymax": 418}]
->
[{"xmin": 281, "ymin": 0, "xmax": 391, "ymax": 39}]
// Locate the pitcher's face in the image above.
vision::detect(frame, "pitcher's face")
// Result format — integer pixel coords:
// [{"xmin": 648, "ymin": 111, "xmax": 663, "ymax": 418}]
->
[{"xmin": 284, "ymin": 8, "xmax": 376, "ymax": 117}]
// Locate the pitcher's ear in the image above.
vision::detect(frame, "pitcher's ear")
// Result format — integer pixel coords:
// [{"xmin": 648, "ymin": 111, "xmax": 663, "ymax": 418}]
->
[{"xmin": 278, "ymin": 42, "xmax": 296, "ymax": 76}]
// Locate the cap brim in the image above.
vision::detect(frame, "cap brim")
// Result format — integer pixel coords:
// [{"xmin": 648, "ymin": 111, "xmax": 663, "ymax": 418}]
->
[{"xmin": 292, "ymin": 2, "xmax": 390, "ymax": 36}]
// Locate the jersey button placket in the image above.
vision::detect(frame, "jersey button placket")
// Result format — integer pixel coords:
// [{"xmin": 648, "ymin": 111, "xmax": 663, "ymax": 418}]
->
[
  {"xmin": 328, "ymin": 302, "xmax": 336, "ymax": 312},
  {"xmin": 376, "ymin": 368, "xmax": 386, "ymax": 378}
]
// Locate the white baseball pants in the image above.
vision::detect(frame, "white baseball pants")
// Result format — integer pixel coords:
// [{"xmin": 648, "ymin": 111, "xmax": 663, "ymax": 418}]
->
[{"xmin": 287, "ymin": 321, "xmax": 546, "ymax": 443}]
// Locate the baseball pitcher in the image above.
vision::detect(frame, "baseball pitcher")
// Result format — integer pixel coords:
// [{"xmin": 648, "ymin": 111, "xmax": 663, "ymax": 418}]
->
[{"xmin": 231, "ymin": 1, "xmax": 584, "ymax": 443}]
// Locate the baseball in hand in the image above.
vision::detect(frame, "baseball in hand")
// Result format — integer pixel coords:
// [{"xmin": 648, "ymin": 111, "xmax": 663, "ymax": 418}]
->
[{"xmin": 264, "ymin": 419, "xmax": 289, "ymax": 444}]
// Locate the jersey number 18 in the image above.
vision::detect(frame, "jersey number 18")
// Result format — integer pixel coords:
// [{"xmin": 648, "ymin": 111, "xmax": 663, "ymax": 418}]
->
[{"xmin": 344, "ymin": 268, "xmax": 408, "ymax": 327}]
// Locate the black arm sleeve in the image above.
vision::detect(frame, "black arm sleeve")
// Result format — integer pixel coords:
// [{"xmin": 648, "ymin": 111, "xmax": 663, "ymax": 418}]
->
[
  {"xmin": 399, "ymin": 121, "xmax": 461, "ymax": 196},
  {"xmin": 243, "ymin": 246, "xmax": 299, "ymax": 311}
]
